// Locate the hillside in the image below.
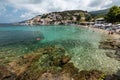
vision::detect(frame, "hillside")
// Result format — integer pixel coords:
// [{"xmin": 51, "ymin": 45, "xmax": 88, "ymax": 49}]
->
[
  {"xmin": 18, "ymin": 10, "xmax": 91, "ymax": 25},
  {"xmin": 89, "ymin": 8, "xmax": 109, "ymax": 17}
]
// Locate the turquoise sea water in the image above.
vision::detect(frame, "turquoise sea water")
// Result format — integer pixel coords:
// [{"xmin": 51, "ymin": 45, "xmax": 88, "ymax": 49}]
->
[{"xmin": 0, "ymin": 25, "xmax": 120, "ymax": 73}]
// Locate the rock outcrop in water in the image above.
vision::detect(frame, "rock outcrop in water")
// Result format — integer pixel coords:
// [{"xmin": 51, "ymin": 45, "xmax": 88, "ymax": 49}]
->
[
  {"xmin": 99, "ymin": 39, "xmax": 120, "ymax": 80},
  {"xmin": 99, "ymin": 39, "xmax": 120, "ymax": 61},
  {"xmin": 99, "ymin": 39, "xmax": 120, "ymax": 50}
]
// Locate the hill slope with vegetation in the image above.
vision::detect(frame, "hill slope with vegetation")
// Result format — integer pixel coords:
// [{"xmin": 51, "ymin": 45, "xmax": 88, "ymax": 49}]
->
[
  {"xmin": 89, "ymin": 8, "xmax": 109, "ymax": 19},
  {"xmin": 17, "ymin": 10, "xmax": 92, "ymax": 25},
  {"xmin": 89, "ymin": 9, "xmax": 109, "ymax": 16}
]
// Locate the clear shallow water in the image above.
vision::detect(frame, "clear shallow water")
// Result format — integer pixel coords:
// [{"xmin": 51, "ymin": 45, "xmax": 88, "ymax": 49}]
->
[{"xmin": 0, "ymin": 25, "xmax": 120, "ymax": 73}]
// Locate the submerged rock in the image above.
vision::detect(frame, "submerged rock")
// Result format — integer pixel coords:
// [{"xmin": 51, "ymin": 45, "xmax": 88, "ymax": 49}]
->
[
  {"xmin": 1, "ymin": 47, "xmax": 118, "ymax": 80},
  {"xmin": 74, "ymin": 70, "xmax": 105, "ymax": 80},
  {"xmin": 99, "ymin": 40, "xmax": 118, "ymax": 50},
  {"xmin": 37, "ymin": 69, "xmax": 105, "ymax": 80},
  {"xmin": 0, "ymin": 65, "xmax": 16, "ymax": 80},
  {"xmin": 38, "ymin": 70, "xmax": 74, "ymax": 80},
  {"xmin": 105, "ymin": 69, "xmax": 120, "ymax": 80},
  {"xmin": 62, "ymin": 63, "xmax": 79, "ymax": 77},
  {"xmin": 7, "ymin": 53, "xmax": 42, "ymax": 76},
  {"xmin": 61, "ymin": 56, "xmax": 71, "ymax": 65},
  {"xmin": 38, "ymin": 62, "xmax": 106, "ymax": 80},
  {"xmin": 115, "ymin": 49, "xmax": 120, "ymax": 57},
  {"xmin": 2, "ymin": 47, "xmax": 71, "ymax": 80},
  {"xmin": 99, "ymin": 39, "xmax": 120, "ymax": 61},
  {"xmin": 106, "ymin": 49, "xmax": 120, "ymax": 61}
]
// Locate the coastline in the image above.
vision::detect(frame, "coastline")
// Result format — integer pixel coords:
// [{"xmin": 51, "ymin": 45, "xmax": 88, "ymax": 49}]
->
[{"xmin": 79, "ymin": 25, "xmax": 120, "ymax": 40}]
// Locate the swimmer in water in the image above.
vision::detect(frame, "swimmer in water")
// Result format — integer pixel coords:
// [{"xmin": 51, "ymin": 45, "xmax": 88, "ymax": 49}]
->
[{"xmin": 36, "ymin": 38, "xmax": 41, "ymax": 41}]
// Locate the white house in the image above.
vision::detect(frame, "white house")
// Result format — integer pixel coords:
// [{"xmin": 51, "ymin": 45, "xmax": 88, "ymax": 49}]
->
[
  {"xmin": 95, "ymin": 18, "xmax": 105, "ymax": 24},
  {"xmin": 94, "ymin": 18, "xmax": 105, "ymax": 28}
]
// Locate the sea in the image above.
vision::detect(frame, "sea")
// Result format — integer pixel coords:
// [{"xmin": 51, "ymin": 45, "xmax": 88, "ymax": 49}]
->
[{"xmin": 0, "ymin": 24, "xmax": 120, "ymax": 73}]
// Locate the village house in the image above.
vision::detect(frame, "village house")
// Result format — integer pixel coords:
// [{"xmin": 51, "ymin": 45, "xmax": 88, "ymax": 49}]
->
[{"xmin": 95, "ymin": 18, "xmax": 105, "ymax": 24}]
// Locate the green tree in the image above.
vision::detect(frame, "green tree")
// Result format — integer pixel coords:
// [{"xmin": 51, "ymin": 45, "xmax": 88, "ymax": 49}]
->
[
  {"xmin": 116, "ymin": 8, "xmax": 120, "ymax": 20},
  {"xmin": 105, "ymin": 6, "xmax": 120, "ymax": 23},
  {"xmin": 79, "ymin": 12, "xmax": 84, "ymax": 17},
  {"xmin": 76, "ymin": 15, "xmax": 81, "ymax": 21},
  {"xmin": 69, "ymin": 17, "xmax": 73, "ymax": 20},
  {"xmin": 85, "ymin": 15, "xmax": 92, "ymax": 21},
  {"xmin": 79, "ymin": 12, "xmax": 85, "ymax": 22}
]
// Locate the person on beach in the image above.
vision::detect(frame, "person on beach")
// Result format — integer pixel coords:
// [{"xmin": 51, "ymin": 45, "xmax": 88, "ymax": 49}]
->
[
  {"xmin": 111, "ymin": 31, "xmax": 114, "ymax": 35},
  {"xmin": 108, "ymin": 30, "xmax": 114, "ymax": 35},
  {"xmin": 108, "ymin": 30, "xmax": 111, "ymax": 35}
]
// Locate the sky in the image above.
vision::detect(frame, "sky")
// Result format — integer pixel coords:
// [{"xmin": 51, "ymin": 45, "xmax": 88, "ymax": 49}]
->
[{"xmin": 0, "ymin": 0, "xmax": 120, "ymax": 23}]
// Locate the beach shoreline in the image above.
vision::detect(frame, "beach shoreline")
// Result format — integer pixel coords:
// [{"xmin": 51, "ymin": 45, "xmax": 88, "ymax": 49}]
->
[{"xmin": 78, "ymin": 25, "xmax": 120, "ymax": 40}]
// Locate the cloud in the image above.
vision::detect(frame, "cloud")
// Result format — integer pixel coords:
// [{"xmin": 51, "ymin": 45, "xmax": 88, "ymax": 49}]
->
[
  {"xmin": 5, "ymin": 0, "xmax": 92, "ymax": 21},
  {"xmin": 13, "ymin": 9, "xmax": 18, "ymax": 13},
  {"xmin": 20, "ymin": 12, "xmax": 38, "ymax": 20},
  {"xmin": 110, "ymin": 0, "xmax": 120, "ymax": 7},
  {"xmin": 0, "ymin": 0, "xmax": 120, "ymax": 23},
  {"xmin": 7, "ymin": 0, "xmax": 91, "ymax": 13},
  {"xmin": 0, "ymin": 1, "xmax": 7, "ymax": 16},
  {"xmin": 6, "ymin": 0, "xmax": 120, "ymax": 14},
  {"xmin": 0, "ymin": 6, "xmax": 6, "ymax": 16},
  {"xmin": 89, "ymin": 0, "xmax": 112, "ymax": 7},
  {"xmin": 89, "ymin": 0, "xmax": 120, "ymax": 10}
]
